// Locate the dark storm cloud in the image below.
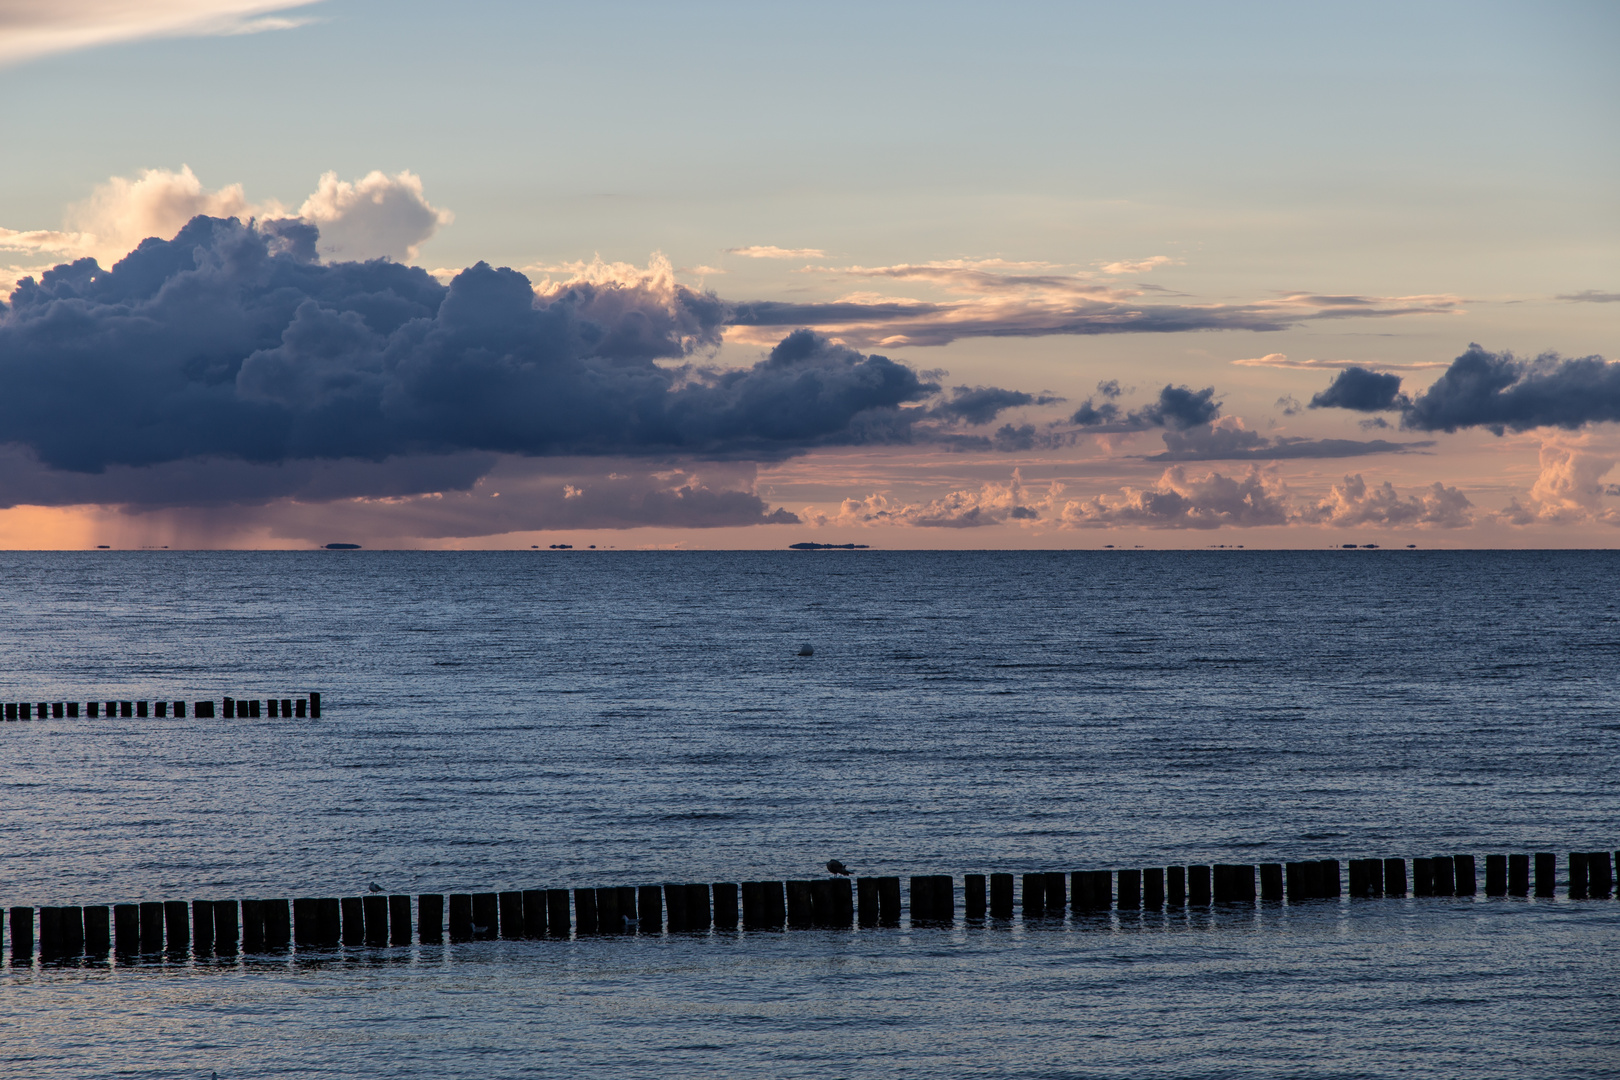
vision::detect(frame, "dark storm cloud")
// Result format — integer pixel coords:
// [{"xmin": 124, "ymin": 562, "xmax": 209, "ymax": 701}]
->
[
  {"xmin": 930, "ymin": 385, "xmax": 1061, "ymax": 425},
  {"xmin": 1398, "ymin": 344, "xmax": 1620, "ymax": 434},
  {"xmin": 1072, "ymin": 383, "xmax": 1220, "ymax": 431},
  {"xmin": 1308, "ymin": 366, "xmax": 1406, "ymax": 412},
  {"xmin": 0, "ymin": 217, "xmax": 945, "ymax": 508}
]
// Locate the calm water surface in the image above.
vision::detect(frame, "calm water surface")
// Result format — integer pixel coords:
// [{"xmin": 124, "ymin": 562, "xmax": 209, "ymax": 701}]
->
[{"xmin": 0, "ymin": 550, "xmax": 1614, "ymax": 1078}]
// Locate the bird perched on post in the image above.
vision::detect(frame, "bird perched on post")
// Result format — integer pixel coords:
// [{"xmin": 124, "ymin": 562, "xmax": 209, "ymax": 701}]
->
[
  {"xmin": 368, "ymin": 882, "xmax": 383, "ymax": 893},
  {"xmin": 826, "ymin": 860, "xmax": 851, "ymax": 877}
]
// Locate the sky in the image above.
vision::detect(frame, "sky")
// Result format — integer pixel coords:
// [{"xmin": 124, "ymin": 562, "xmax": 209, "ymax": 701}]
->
[{"xmin": 0, "ymin": 0, "xmax": 1616, "ymax": 549}]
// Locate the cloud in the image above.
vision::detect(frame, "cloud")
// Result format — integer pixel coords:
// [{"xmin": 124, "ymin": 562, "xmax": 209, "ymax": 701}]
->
[
  {"xmin": 1233, "ymin": 353, "xmax": 1450, "ymax": 371},
  {"xmin": 296, "ymin": 170, "xmax": 453, "ymax": 262},
  {"xmin": 0, "ymin": 166, "xmax": 451, "ymax": 271},
  {"xmin": 1557, "ymin": 290, "xmax": 1620, "ymax": 304},
  {"xmin": 0, "ymin": 216, "xmax": 945, "ymax": 512},
  {"xmin": 1299, "ymin": 474, "xmax": 1473, "ymax": 528},
  {"xmin": 728, "ymin": 267, "xmax": 1463, "ymax": 348},
  {"xmin": 1400, "ymin": 343, "xmax": 1620, "ymax": 434},
  {"xmin": 1308, "ymin": 366, "xmax": 1407, "ymax": 411},
  {"xmin": 931, "ymin": 385, "xmax": 1060, "ymax": 426},
  {"xmin": 1058, "ymin": 466, "xmax": 1293, "ymax": 530},
  {"xmin": 806, "ymin": 470, "xmax": 1047, "ymax": 529},
  {"xmin": 1099, "ymin": 255, "xmax": 1181, "ymax": 275},
  {"xmin": 726, "ymin": 246, "xmax": 826, "ymax": 259},
  {"xmin": 1072, "ymin": 383, "xmax": 1220, "ymax": 431},
  {"xmin": 1498, "ymin": 441, "xmax": 1619, "ymax": 526},
  {"xmin": 0, "ymin": 1, "xmax": 322, "ymax": 67}
]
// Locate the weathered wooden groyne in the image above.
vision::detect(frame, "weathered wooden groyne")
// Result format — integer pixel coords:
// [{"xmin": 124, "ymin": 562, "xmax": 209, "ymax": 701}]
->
[
  {"xmin": 2, "ymin": 693, "xmax": 319, "ymax": 721},
  {"xmin": 7, "ymin": 850, "xmax": 1615, "ymax": 966}
]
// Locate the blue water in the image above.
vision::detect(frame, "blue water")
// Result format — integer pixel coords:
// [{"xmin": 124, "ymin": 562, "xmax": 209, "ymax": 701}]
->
[{"xmin": 0, "ymin": 550, "xmax": 1615, "ymax": 1078}]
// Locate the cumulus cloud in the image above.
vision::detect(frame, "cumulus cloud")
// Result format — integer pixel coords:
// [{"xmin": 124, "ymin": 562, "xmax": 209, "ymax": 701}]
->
[
  {"xmin": 0, "ymin": 216, "xmax": 947, "ymax": 512},
  {"xmin": 1400, "ymin": 344, "xmax": 1620, "ymax": 434},
  {"xmin": 1299, "ymin": 474, "xmax": 1473, "ymax": 528},
  {"xmin": 297, "ymin": 170, "xmax": 453, "ymax": 262},
  {"xmin": 0, "ymin": 166, "xmax": 451, "ymax": 275},
  {"xmin": 1498, "ymin": 441, "xmax": 1620, "ymax": 526},
  {"xmin": 931, "ymin": 385, "xmax": 1061, "ymax": 426},
  {"xmin": 1308, "ymin": 366, "xmax": 1407, "ymax": 411},
  {"xmin": 806, "ymin": 470, "xmax": 1048, "ymax": 528},
  {"xmin": 1058, "ymin": 466, "xmax": 1292, "ymax": 530},
  {"xmin": 0, "ymin": 0, "xmax": 322, "ymax": 67}
]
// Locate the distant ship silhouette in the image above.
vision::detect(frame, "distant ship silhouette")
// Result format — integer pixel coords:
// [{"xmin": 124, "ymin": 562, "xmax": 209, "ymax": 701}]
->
[{"xmin": 323, "ymin": 543, "xmax": 361, "ymax": 550}]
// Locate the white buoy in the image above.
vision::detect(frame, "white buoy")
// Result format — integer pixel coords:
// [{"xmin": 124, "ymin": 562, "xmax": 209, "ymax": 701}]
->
[{"xmin": 797, "ymin": 642, "xmax": 814, "ymax": 656}]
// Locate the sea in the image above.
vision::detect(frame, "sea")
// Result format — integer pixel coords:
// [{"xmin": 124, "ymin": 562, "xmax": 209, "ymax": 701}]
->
[{"xmin": 0, "ymin": 549, "xmax": 1614, "ymax": 1079}]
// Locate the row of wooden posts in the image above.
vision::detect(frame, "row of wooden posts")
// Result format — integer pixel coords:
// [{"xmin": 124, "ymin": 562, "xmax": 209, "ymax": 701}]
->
[
  {"xmin": 2, "ymin": 694, "xmax": 320, "ymax": 721},
  {"xmin": 9, "ymin": 850, "xmax": 1615, "ymax": 964}
]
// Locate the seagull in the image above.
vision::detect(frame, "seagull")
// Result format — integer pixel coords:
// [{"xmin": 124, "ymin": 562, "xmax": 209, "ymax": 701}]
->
[
  {"xmin": 797, "ymin": 642, "xmax": 814, "ymax": 656},
  {"xmin": 368, "ymin": 882, "xmax": 383, "ymax": 893},
  {"xmin": 826, "ymin": 860, "xmax": 851, "ymax": 876}
]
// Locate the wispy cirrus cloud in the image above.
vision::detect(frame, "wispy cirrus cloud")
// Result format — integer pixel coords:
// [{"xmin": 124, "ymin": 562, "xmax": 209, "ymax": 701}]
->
[
  {"xmin": 725, "ymin": 245, "xmax": 826, "ymax": 259},
  {"xmin": 728, "ymin": 261, "xmax": 1465, "ymax": 347},
  {"xmin": 1232, "ymin": 352, "xmax": 1451, "ymax": 371},
  {"xmin": 0, "ymin": 0, "xmax": 323, "ymax": 67}
]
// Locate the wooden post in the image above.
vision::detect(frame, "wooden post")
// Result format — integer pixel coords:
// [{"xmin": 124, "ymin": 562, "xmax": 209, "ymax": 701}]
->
[
  {"xmin": 1367, "ymin": 857, "xmax": 1384, "ymax": 897},
  {"xmin": 1486, "ymin": 854, "xmax": 1508, "ymax": 896},
  {"xmin": 295, "ymin": 698, "xmax": 307, "ymax": 718},
  {"xmin": 84, "ymin": 906, "xmax": 109, "ymax": 959},
  {"xmin": 685, "ymin": 884, "xmax": 710, "ymax": 931},
  {"xmin": 1430, "ymin": 856, "xmax": 1455, "ymax": 897},
  {"xmin": 713, "ymin": 883, "xmax": 739, "ymax": 930},
  {"xmin": 1043, "ymin": 872, "xmax": 1066, "ymax": 913},
  {"xmin": 1384, "ymin": 858, "xmax": 1407, "ymax": 897},
  {"xmin": 389, "ymin": 895, "xmax": 411, "ymax": 945},
  {"xmin": 1534, "ymin": 852, "xmax": 1556, "ymax": 897},
  {"xmin": 1260, "ymin": 863, "xmax": 1283, "ymax": 903},
  {"xmin": 664, "ymin": 883, "xmax": 689, "ymax": 933},
  {"xmin": 471, "ymin": 893, "xmax": 498, "ymax": 939},
  {"xmin": 214, "ymin": 901, "xmax": 238, "ymax": 955},
  {"xmin": 318, "ymin": 898, "xmax": 341, "ymax": 947},
  {"xmin": 61, "ymin": 907, "xmax": 84, "ymax": 958},
  {"xmin": 617, "ymin": 886, "xmax": 639, "ymax": 932},
  {"xmin": 192, "ymin": 900, "xmax": 214, "ymax": 956},
  {"xmin": 760, "ymin": 881, "xmax": 785, "ymax": 929},
  {"xmin": 1143, "ymin": 867, "xmax": 1165, "ymax": 909},
  {"xmin": 53, "ymin": 702, "xmax": 64, "ymax": 719},
  {"xmin": 10, "ymin": 907, "xmax": 33, "ymax": 964},
  {"xmin": 240, "ymin": 900, "xmax": 265, "ymax": 953},
  {"xmin": 1021, "ymin": 873, "xmax": 1044, "ymax": 920},
  {"xmin": 175, "ymin": 701, "xmax": 186, "ymax": 718},
  {"xmin": 419, "ymin": 894, "xmax": 445, "ymax": 944},
  {"xmin": 38, "ymin": 907, "xmax": 61, "ymax": 961},
  {"xmin": 164, "ymin": 900, "xmax": 189, "ymax": 955},
  {"xmin": 636, "ymin": 886, "xmax": 662, "ymax": 934},
  {"xmin": 1320, "ymin": 860, "xmax": 1341, "ymax": 898},
  {"xmin": 223, "ymin": 697, "xmax": 234, "ymax": 718},
  {"xmin": 740, "ymin": 882, "xmax": 765, "ymax": 929},
  {"xmin": 139, "ymin": 902, "xmax": 164, "ymax": 953},
  {"xmin": 546, "ymin": 890, "xmax": 570, "ymax": 937},
  {"xmin": 1072, "ymin": 870, "xmax": 1099, "ymax": 911},
  {"xmin": 136, "ymin": 701, "xmax": 148, "ymax": 718},
  {"xmin": 309, "ymin": 692, "xmax": 321, "ymax": 718},
  {"xmin": 1348, "ymin": 859, "xmax": 1368, "ymax": 898},
  {"xmin": 876, "ymin": 877, "xmax": 900, "ymax": 927},
  {"xmin": 194, "ymin": 701, "xmax": 214, "ymax": 718},
  {"xmin": 828, "ymin": 878, "xmax": 854, "ymax": 928},
  {"xmin": 1587, "ymin": 852, "xmax": 1613, "ymax": 898},
  {"xmin": 523, "ymin": 890, "xmax": 548, "ymax": 939},
  {"xmin": 1568, "ymin": 853, "xmax": 1589, "ymax": 900},
  {"xmin": 113, "ymin": 904, "xmax": 139, "ymax": 956},
  {"xmin": 965, "ymin": 873, "xmax": 987, "ymax": 920},
  {"xmin": 1215, "ymin": 865, "xmax": 1254, "ymax": 905},
  {"xmin": 596, "ymin": 887, "xmax": 620, "ymax": 934},
  {"xmin": 857, "ymin": 878, "xmax": 881, "ymax": 927},
  {"xmin": 341, "ymin": 897, "xmax": 364, "ymax": 946},
  {"xmin": 364, "ymin": 895, "xmax": 389, "ymax": 946},
  {"xmin": 989, "ymin": 873, "xmax": 1013, "ymax": 919},
  {"xmin": 571, "ymin": 889, "xmax": 596, "ymax": 936},
  {"xmin": 1412, "ymin": 858, "xmax": 1434, "ymax": 897},
  {"xmin": 449, "ymin": 894, "xmax": 474, "ymax": 942},
  {"xmin": 786, "ymin": 881, "xmax": 814, "ymax": 928},
  {"xmin": 1189, "ymin": 865, "xmax": 1211, "ymax": 906},
  {"xmin": 1118, "ymin": 869, "xmax": 1142, "ymax": 910},
  {"xmin": 264, "ymin": 899, "xmax": 290, "ymax": 951},
  {"xmin": 811, "ymin": 880, "xmax": 836, "ymax": 927},
  {"xmin": 1454, "ymin": 854, "xmax": 1476, "ymax": 897},
  {"xmin": 499, "ymin": 892, "xmax": 524, "ymax": 939},
  {"xmin": 1168, "ymin": 865, "xmax": 1187, "ymax": 907}
]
